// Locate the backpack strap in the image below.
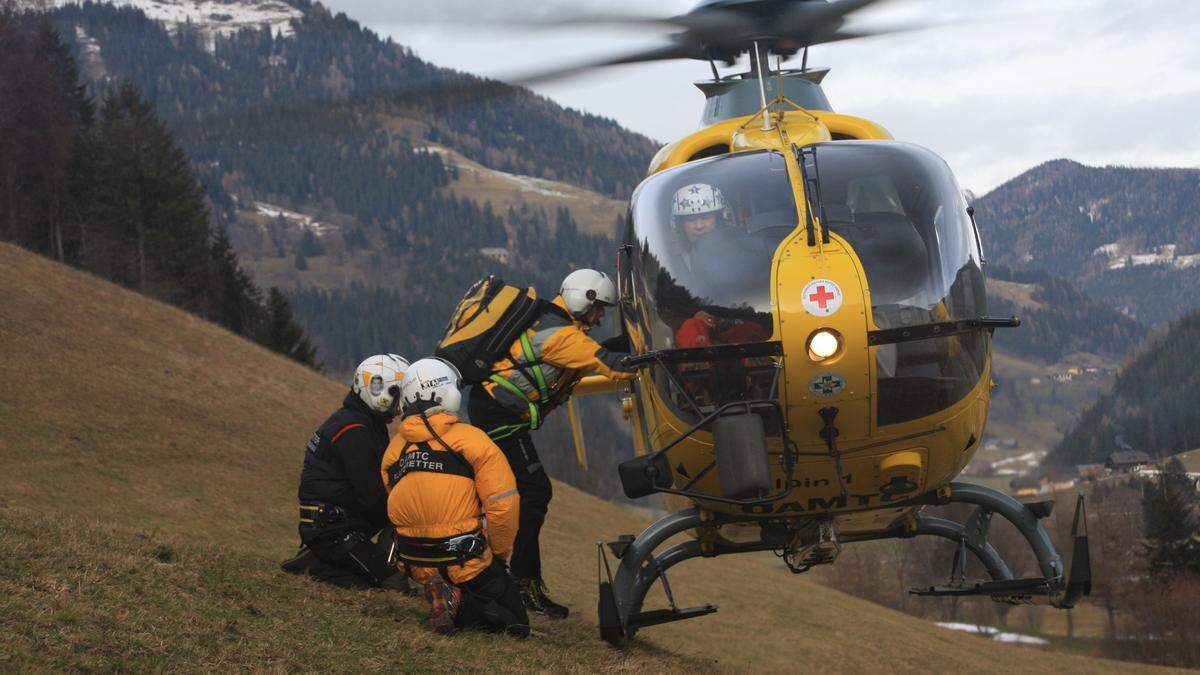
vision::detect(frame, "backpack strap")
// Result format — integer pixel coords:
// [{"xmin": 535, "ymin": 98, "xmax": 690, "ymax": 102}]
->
[{"xmin": 387, "ymin": 441, "xmax": 475, "ymax": 489}]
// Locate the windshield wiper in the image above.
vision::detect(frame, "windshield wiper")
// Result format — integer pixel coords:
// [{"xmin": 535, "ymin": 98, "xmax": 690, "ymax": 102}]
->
[
  {"xmin": 794, "ymin": 145, "xmax": 824, "ymax": 246},
  {"xmin": 868, "ymin": 317, "xmax": 1020, "ymax": 347}
]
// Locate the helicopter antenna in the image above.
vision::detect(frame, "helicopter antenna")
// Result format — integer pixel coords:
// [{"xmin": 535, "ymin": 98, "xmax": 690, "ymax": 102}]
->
[
  {"xmin": 708, "ymin": 56, "xmax": 720, "ymax": 81},
  {"xmin": 753, "ymin": 41, "xmax": 771, "ymax": 131},
  {"xmin": 801, "ymin": 46, "xmax": 810, "ymax": 72}
]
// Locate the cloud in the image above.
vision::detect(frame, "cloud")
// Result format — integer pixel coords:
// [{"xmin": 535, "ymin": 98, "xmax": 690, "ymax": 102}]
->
[{"xmin": 324, "ymin": 0, "xmax": 1200, "ymax": 192}]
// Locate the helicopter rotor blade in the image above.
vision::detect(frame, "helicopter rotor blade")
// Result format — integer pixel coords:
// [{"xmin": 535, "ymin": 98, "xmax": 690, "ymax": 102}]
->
[
  {"xmin": 504, "ymin": 41, "xmax": 705, "ymax": 87},
  {"xmin": 772, "ymin": 0, "xmax": 893, "ymax": 45}
]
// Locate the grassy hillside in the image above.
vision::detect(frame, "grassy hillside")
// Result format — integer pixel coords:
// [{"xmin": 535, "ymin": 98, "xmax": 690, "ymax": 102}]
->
[{"xmin": 0, "ymin": 242, "xmax": 1164, "ymax": 672}]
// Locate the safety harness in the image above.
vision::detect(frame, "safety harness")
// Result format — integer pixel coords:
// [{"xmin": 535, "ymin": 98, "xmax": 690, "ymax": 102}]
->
[
  {"xmin": 486, "ymin": 305, "xmax": 577, "ymax": 441},
  {"xmin": 387, "ymin": 423, "xmax": 489, "ymax": 580},
  {"xmin": 385, "ymin": 441, "xmax": 475, "ymax": 488}
]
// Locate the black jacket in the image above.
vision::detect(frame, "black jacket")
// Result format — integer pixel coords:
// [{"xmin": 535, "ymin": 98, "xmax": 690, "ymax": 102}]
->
[{"xmin": 297, "ymin": 392, "xmax": 391, "ymax": 529}]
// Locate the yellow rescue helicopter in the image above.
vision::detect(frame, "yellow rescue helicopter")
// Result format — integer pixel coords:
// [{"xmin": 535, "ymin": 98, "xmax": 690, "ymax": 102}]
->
[{"xmin": 503, "ymin": 0, "xmax": 1095, "ymax": 646}]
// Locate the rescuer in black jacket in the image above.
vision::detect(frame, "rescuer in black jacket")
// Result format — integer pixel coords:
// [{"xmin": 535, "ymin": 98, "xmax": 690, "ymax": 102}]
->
[{"xmin": 282, "ymin": 354, "xmax": 409, "ymax": 588}]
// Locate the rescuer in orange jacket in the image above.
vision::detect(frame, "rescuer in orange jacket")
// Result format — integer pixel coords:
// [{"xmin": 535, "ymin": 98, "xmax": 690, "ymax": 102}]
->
[
  {"xmin": 468, "ymin": 269, "xmax": 636, "ymax": 619},
  {"xmin": 382, "ymin": 357, "xmax": 527, "ymax": 637}
]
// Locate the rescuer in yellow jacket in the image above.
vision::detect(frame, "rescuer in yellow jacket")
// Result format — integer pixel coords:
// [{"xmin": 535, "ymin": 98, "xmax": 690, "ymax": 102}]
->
[
  {"xmin": 382, "ymin": 357, "xmax": 527, "ymax": 637},
  {"xmin": 468, "ymin": 269, "xmax": 636, "ymax": 618}
]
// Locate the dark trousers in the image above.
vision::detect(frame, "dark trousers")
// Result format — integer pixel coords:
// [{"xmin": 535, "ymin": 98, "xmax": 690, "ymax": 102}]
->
[
  {"xmin": 457, "ymin": 558, "xmax": 529, "ymax": 633},
  {"xmin": 494, "ymin": 431, "xmax": 553, "ymax": 581},
  {"xmin": 467, "ymin": 387, "xmax": 552, "ymax": 582},
  {"xmin": 300, "ymin": 520, "xmax": 394, "ymax": 588}
]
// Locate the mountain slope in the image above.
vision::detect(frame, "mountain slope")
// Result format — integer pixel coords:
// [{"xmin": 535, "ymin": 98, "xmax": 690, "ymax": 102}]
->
[
  {"xmin": 0, "ymin": 241, "xmax": 1156, "ymax": 671},
  {"xmin": 1051, "ymin": 310, "xmax": 1200, "ymax": 468},
  {"xmin": 47, "ymin": 0, "xmax": 635, "ymax": 377},
  {"xmin": 978, "ymin": 269, "xmax": 1141, "ymax": 459},
  {"xmin": 975, "ymin": 160, "xmax": 1200, "ymax": 324},
  {"xmin": 987, "ymin": 267, "xmax": 1145, "ymax": 363}
]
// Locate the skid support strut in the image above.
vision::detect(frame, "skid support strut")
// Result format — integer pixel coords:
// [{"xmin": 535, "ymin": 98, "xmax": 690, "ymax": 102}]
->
[{"xmin": 908, "ymin": 482, "xmax": 1091, "ymax": 608}]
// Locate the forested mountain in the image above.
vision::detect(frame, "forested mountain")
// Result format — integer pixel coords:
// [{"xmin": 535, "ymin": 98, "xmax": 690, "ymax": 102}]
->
[
  {"xmin": 0, "ymin": 9, "xmax": 316, "ymax": 366},
  {"xmin": 50, "ymin": 0, "xmax": 658, "ymax": 204},
  {"xmin": 986, "ymin": 267, "xmax": 1145, "ymax": 363},
  {"xmin": 1051, "ymin": 311, "xmax": 1200, "ymax": 467},
  {"xmin": 46, "ymin": 0, "xmax": 651, "ymax": 374},
  {"xmin": 974, "ymin": 159, "xmax": 1200, "ymax": 324}
]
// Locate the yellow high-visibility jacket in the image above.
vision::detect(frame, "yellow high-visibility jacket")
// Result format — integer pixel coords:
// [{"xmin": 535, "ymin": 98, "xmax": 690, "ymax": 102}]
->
[
  {"xmin": 381, "ymin": 412, "xmax": 519, "ymax": 584},
  {"xmin": 482, "ymin": 295, "xmax": 635, "ymax": 421}
]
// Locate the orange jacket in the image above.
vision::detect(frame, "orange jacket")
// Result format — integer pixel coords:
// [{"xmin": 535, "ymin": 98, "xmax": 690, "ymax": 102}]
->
[
  {"xmin": 381, "ymin": 413, "xmax": 519, "ymax": 584},
  {"xmin": 483, "ymin": 295, "xmax": 635, "ymax": 419}
]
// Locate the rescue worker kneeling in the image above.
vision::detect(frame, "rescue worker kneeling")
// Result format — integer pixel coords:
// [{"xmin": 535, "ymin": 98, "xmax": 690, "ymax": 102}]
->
[
  {"xmin": 382, "ymin": 358, "xmax": 528, "ymax": 637},
  {"xmin": 284, "ymin": 354, "xmax": 408, "ymax": 588}
]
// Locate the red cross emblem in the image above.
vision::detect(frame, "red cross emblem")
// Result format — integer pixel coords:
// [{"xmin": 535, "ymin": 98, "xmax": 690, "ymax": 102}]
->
[
  {"xmin": 809, "ymin": 285, "xmax": 836, "ymax": 310},
  {"xmin": 803, "ymin": 279, "xmax": 842, "ymax": 316}
]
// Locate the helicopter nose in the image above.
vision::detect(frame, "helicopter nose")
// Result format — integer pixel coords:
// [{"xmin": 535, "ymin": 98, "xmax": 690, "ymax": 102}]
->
[{"xmin": 775, "ymin": 239, "xmax": 873, "ymax": 448}]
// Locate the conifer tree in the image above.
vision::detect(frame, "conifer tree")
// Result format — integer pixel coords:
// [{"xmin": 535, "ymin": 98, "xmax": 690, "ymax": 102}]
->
[
  {"xmin": 1142, "ymin": 458, "xmax": 1200, "ymax": 577},
  {"xmin": 260, "ymin": 288, "xmax": 319, "ymax": 368}
]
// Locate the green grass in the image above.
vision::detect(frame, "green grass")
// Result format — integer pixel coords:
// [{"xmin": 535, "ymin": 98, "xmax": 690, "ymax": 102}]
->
[
  {"xmin": 0, "ymin": 505, "xmax": 696, "ymax": 672},
  {"xmin": 0, "ymin": 242, "xmax": 1172, "ymax": 672}
]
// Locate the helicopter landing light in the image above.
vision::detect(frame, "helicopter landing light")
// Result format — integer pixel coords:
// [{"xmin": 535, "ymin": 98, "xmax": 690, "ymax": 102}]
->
[{"xmin": 807, "ymin": 329, "xmax": 842, "ymax": 362}]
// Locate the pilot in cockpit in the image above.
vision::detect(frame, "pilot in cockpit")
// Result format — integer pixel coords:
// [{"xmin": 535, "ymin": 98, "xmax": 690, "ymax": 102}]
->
[{"xmin": 670, "ymin": 182, "xmax": 731, "ymax": 271}]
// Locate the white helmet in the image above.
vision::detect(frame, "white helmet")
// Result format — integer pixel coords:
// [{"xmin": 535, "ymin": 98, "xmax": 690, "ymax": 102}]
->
[
  {"xmin": 560, "ymin": 268, "xmax": 617, "ymax": 319},
  {"xmin": 672, "ymin": 183, "xmax": 727, "ymax": 218},
  {"xmin": 352, "ymin": 354, "xmax": 410, "ymax": 418},
  {"xmin": 400, "ymin": 357, "xmax": 463, "ymax": 417}
]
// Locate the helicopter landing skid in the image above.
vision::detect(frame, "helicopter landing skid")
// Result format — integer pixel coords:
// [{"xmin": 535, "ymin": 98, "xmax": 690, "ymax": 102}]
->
[
  {"xmin": 598, "ymin": 508, "xmax": 723, "ymax": 647},
  {"xmin": 595, "ymin": 484, "xmax": 1091, "ymax": 647},
  {"xmin": 902, "ymin": 483, "xmax": 1092, "ymax": 608}
]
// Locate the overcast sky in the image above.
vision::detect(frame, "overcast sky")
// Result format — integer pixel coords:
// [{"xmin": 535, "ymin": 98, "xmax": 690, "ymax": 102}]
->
[{"xmin": 322, "ymin": 0, "xmax": 1200, "ymax": 194}]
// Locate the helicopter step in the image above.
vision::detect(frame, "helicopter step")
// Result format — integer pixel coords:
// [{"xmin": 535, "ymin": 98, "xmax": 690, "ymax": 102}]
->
[{"xmin": 911, "ymin": 577, "xmax": 1059, "ymax": 604}]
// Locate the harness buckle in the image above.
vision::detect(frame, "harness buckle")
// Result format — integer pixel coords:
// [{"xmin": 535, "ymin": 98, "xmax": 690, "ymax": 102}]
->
[{"xmin": 446, "ymin": 532, "xmax": 489, "ymax": 559}]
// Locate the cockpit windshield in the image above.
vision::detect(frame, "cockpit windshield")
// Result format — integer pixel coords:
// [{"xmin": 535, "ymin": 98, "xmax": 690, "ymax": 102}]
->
[
  {"xmin": 809, "ymin": 141, "xmax": 989, "ymax": 425},
  {"xmin": 627, "ymin": 150, "xmax": 796, "ymax": 422}
]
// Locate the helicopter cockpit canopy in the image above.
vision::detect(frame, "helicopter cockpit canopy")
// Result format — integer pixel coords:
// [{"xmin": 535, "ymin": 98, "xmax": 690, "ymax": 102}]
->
[
  {"xmin": 627, "ymin": 150, "xmax": 796, "ymax": 420},
  {"xmin": 807, "ymin": 141, "xmax": 989, "ymax": 425}
]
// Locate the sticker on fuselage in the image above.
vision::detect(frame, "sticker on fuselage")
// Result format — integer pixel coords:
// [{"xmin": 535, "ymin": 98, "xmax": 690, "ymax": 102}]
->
[
  {"xmin": 802, "ymin": 279, "xmax": 843, "ymax": 316},
  {"xmin": 809, "ymin": 372, "xmax": 847, "ymax": 398}
]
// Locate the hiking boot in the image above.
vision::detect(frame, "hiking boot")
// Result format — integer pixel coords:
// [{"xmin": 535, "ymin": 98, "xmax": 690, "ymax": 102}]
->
[
  {"xmin": 379, "ymin": 574, "xmax": 420, "ymax": 596},
  {"xmin": 423, "ymin": 578, "xmax": 463, "ymax": 634},
  {"xmin": 518, "ymin": 578, "xmax": 569, "ymax": 619},
  {"xmin": 280, "ymin": 545, "xmax": 317, "ymax": 574}
]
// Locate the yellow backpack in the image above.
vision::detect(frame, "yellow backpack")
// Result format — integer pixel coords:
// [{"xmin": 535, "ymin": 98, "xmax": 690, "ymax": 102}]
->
[{"xmin": 434, "ymin": 276, "xmax": 543, "ymax": 384}]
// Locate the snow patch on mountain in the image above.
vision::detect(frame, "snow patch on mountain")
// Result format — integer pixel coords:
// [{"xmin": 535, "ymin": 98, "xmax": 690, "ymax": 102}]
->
[
  {"xmin": 51, "ymin": 0, "xmax": 302, "ymax": 51},
  {"xmin": 73, "ymin": 25, "xmax": 106, "ymax": 78},
  {"xmin": 417, "ymin": 145, "xmax": 575, "ymax": 200},
  {"xmin": 254, "ymin": 202, "xmax": 335, "ymax": 237},
  {"xmin": 1093, "ymin": 242, "xmax": 1200, "ymax": 270}
]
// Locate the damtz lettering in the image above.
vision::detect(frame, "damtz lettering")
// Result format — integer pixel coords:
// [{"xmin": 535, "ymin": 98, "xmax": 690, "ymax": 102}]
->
[{"xmin": 741, "ymin": 491, "xmax": 887, "ymax": 514}]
